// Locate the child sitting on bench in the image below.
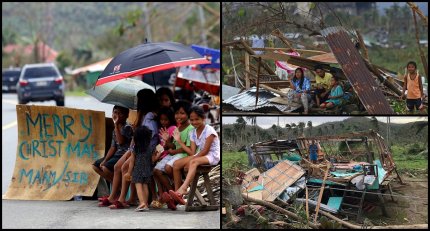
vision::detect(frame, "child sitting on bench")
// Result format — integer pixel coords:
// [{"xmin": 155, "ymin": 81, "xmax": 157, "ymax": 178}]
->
[{"xmin": 168, "ymin": 106, "xmax": 220, "ymax": 205}]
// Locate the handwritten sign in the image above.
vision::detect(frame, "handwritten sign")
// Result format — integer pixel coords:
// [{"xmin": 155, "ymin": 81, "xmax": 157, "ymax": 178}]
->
[{"xmin": 4, "ymin": 105, "xmax": 105, "ymax": 200}]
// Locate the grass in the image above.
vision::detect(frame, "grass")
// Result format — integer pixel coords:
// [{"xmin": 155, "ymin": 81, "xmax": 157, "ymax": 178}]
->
[
  {"xmin": 390, "ymin": 144, "xmax": 428, "ymax": 170},
  {"xmin": 222, "ymin": 151, "xmax": 248, "ymax": 171}
]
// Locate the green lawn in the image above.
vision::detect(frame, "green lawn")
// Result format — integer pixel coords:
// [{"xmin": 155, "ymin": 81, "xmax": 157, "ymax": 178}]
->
[
  {"xmin": 391, "ymin": 144, "xmax": 428, "ymax": 170},
  {"xmin": 222, "ymin": 151, "xmax": 249, "ymax": 173}
]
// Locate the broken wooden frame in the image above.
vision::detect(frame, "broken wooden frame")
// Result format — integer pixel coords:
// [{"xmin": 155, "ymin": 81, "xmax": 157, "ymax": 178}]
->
[
  {"xmin": 295, "ymin": 130, "xmax": 403, "ymax": 184},
  {"xmin": 222, "ymin": 26, "xmax": 423, "ymax": 114}
]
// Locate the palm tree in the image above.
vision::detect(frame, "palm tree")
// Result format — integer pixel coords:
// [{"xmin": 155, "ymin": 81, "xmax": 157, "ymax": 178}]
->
[
  {"xmin": 307, "ymin": 121, "xmax": 313, "ymax": 137},
  {"xmin": 236, "ymin": 116, "xmax": 247, "ymax": 142},
  {"xmin": 291, "ymin": 123, "xmax": 297, "ymax": 138},
  {"xmin": 330, "ymin": 123, "xmax": 335, "ymax": 135},
  {"xmin": 324, "ymin": 125, "xmax": 329, "ymax": 135},
  {"xmin": 285, "ymin": 124, "xmax": 292, "ymax": 137},
  {"xmin": 298, "ymin": 122, "xmax": 305, "ymax": 137},
  {"xmin": 246, "ymin": 116, "xmax": 258, "ymax": 142},
  {"xmin": 317, "ymin": 127, "xmax": 323, "ymax": 136},
  {"xmin": 271, "ymin": 124, "xmax": 277, "ymax": 138},
  {"xmin": 370, "ymin": 116, "xmax": 379, "ymax": 132},
  {"xmin": 224, "ymin": 127, "xmax": 233, "ymax": 142}
]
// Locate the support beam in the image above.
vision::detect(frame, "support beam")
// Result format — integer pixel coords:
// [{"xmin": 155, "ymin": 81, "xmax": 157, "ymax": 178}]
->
[
  {"xmin": 245, "ymin": 52, "xmax": 250, "ymax": 89},
  {"xmin": 240, "ymin": 40, "xmax": 277, "ymax": 76}
]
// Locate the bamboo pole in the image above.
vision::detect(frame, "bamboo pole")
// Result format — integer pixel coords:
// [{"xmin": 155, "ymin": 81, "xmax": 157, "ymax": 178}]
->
[{"xmin": 314, "ymin": 163, "xmax": 330, "ymax": 223}]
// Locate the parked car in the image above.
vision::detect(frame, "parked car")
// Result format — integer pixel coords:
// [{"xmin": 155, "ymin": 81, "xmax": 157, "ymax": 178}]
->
[
  {"xmin": 2, "ymin": 67, "xmax": 21, "ymax": 93},
  {"xmin": 17, "ymin": 63, "xmax": 65, "ymax": 106}
]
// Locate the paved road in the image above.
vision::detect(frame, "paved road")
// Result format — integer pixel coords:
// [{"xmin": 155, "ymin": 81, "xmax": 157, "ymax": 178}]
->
[
  {"xmin": 2, "ymin": 200, "xmax": 220, "ymax": 229},
  {"xmin": 2, "ymin": 93, "xmax": 220, "ymax": 229}
]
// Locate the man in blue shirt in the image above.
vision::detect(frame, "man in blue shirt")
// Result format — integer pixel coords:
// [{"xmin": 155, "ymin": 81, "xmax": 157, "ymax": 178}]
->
[{"xmin": 309, "ymin": 140, "xmax": 318, "ymax": 164}]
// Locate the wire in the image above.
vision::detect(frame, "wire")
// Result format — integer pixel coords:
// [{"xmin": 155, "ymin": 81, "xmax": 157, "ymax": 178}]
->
[
  {"xmin": 305, "ymin": 184, "xmax": 429, "ymax": 200},
  {"xmin": 229, "ymin": 46, "xmax": 245, "ymax": 88}
]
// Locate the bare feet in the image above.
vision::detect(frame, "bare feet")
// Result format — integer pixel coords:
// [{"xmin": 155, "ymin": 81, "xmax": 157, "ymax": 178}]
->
[
  {"xmin": 135, "ymin": 203, "xmax": 149, "ymax": 212},
  {"xmin": 176, "ymin": 188, "xmax": 187, "ymax": 196}
]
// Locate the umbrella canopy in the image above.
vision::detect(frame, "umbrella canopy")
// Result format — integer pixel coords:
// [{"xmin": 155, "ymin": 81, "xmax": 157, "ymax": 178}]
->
[
  {"xmin": 95, "ymin": 42, "xmax": 210, "ymax": 86},
  {"xmin": 175, "ymin": 66, "xmax": 220, "ymax": 95},
  {"xmin": 87, "ymin": 78, "xmax": 154, "ymax": 110},
  {"xmin": 191, "ymin": 45, "xmax": 220, "ymax": 69}
]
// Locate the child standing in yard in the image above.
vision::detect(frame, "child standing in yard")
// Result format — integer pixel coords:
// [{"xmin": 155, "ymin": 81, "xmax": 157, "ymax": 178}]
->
[
  {"xmin": 320, "ymin": 76, "xmax": 344, "ymax": 109},
  {"xmin": 124, "ymin": 125, "xmax": 153, "ymax": 211},
  {"xmin": 169, "ymin": 106, "xmax": 220, "ymax": 205},
  {"xmin": 400, "ymin": 61, "xmax": 425, "ymax": 113}
]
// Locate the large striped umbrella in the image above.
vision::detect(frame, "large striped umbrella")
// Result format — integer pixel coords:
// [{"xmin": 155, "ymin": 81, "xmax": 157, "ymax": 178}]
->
[{"xmin": 95, "ymin": 42, "xmax": 210, "ymax": 86}]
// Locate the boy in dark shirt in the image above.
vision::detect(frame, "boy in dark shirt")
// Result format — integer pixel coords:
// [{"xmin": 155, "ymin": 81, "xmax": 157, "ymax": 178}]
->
[{"xmin": 92, "ymin": 105, "xmax": 133, "ymax": 183}]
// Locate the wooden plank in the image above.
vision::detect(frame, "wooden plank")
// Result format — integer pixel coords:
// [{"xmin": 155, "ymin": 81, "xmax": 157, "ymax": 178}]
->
[
  {"xmin": 305, "ymin": 186, "xmax": 309, "ymax": 222},
  {"xmin": 314, "ymin": 164, "xmax": 330, "ymax": 223},
  {"xmin": 255, "ymin": 57, "xmax": 261, "ymax": 108},
  {"xmin": 186, "ymin": 205, "xmax": 219, "ymax": 211},
  {"xmin": 203, "ymin": 173, "xmax": 216, "ymax": 205},
  {"xmin": 307, "ymin": 52, "xmax": 338, "ymax": 64},
  {"xmin": 245, "ymin": 52, "xmax": 250, "ymax": 89},
  {"xmin": 240, "ymin": 40, "xmax": 277, "ymax": 76}
]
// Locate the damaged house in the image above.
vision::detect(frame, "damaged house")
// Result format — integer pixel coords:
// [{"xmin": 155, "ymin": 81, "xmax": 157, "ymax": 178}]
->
[{"xmin": 240, "ymin": 130, "xmax": 403, "ymax": 223}]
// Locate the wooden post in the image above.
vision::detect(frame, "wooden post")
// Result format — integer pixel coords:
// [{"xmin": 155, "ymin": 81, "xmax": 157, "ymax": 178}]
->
[
  {"xmin": 245, "ymin": 52, "xmax": 250, "ymax": 89},
  {"xmin": 412, "ymin": 11, "xmax": 428, "ymax": 81},
  {"xmin": 314, "ymin": 163, "xmax": 330, "ymax": 223},
  {"xmin": 305, "ymin": 186, "xmax": 309, "ymax": 222},
  {"xmin": 255, "ymin": 57, "xmax": 261, "ymax": 108},
  {"xmin": 407, "ymin": 2, "xmax": 428, "ymax": 26},
  {"xmin": 240, "ymin": 40, "xmax": 277, "ymax": 76}
]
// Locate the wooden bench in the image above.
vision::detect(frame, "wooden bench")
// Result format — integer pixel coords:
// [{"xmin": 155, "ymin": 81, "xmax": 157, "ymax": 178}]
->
[{"xmin": 184, "ymin": 165, "xmax": 219, "ymax": 211}]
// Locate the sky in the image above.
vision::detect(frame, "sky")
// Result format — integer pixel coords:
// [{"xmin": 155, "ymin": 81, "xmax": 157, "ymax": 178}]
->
[{"xmin": 222, "ymin": 116, "xmax": 428, "ymax": 129}]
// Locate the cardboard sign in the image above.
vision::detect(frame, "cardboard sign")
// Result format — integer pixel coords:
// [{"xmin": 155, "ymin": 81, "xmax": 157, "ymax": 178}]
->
[{"xmin": 4, "ymin": 105, "xmax": 105, "ymax": 200}]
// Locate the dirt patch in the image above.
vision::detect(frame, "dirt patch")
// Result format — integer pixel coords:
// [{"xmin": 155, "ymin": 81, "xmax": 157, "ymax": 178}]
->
[{"xmin": 366, "ymin": 175, "xmax": 428, "ymax": 226}]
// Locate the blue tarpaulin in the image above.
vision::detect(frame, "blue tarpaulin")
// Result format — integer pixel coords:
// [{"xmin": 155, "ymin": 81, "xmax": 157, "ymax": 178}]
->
[{"xmin": 191, "ymin": 45, "xmax": 220, "ymax": 69}]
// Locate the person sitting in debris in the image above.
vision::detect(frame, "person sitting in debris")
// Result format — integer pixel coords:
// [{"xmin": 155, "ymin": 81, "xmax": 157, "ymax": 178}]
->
[
  {"xmin": 400, "ymin": 61, "xmax": 425, "ymax": 113},
  {"xmin": 313, "ymin": 65, "xmax": 333, "ymax": 107},
  {"xmin": 289, "ymin": 68, "xmax": 312, "ymax": 114},
  {"xmin": 309, "ymin": 140, "xmax": 319, "ymax": 164},
  {"xmin": 320, "ymin": 75, "xmax": 344, "ymax": 109}
]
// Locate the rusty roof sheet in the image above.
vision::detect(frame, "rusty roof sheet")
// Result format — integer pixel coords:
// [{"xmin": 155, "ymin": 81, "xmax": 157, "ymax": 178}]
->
[
  {"xmin": 223, "ymin": 87, "xmax": 291, "ymax": 112},
  {"xmin": 321, "ymin": 27, "xmax": 394, "ymax": 114}
]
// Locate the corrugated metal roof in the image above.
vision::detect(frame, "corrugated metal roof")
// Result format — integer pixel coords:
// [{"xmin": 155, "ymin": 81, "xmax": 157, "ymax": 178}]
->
[
  {"xmin": 223, "ymin": 87, "xmax": 291, "ymax": 112},
  {"xmin": 321, "ymin": 26, "xmax": 394, "ymax": 114},
  {"xmin": 222, "ymin": 85, "xmax": 241, "ymax": 100}
]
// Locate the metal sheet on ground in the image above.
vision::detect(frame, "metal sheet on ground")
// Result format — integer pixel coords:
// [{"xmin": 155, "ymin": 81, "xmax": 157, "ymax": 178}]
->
[
  {"xmin": 321, "ymin": 26, "xmax": 394, "ymax": 114},
  {"xmin": 4, "ymin": 105, "xmax": 105, "ymax": 200},
  {"xmin": 244, "ymin": 160, "xmax": 305, "ymax": 202}
]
